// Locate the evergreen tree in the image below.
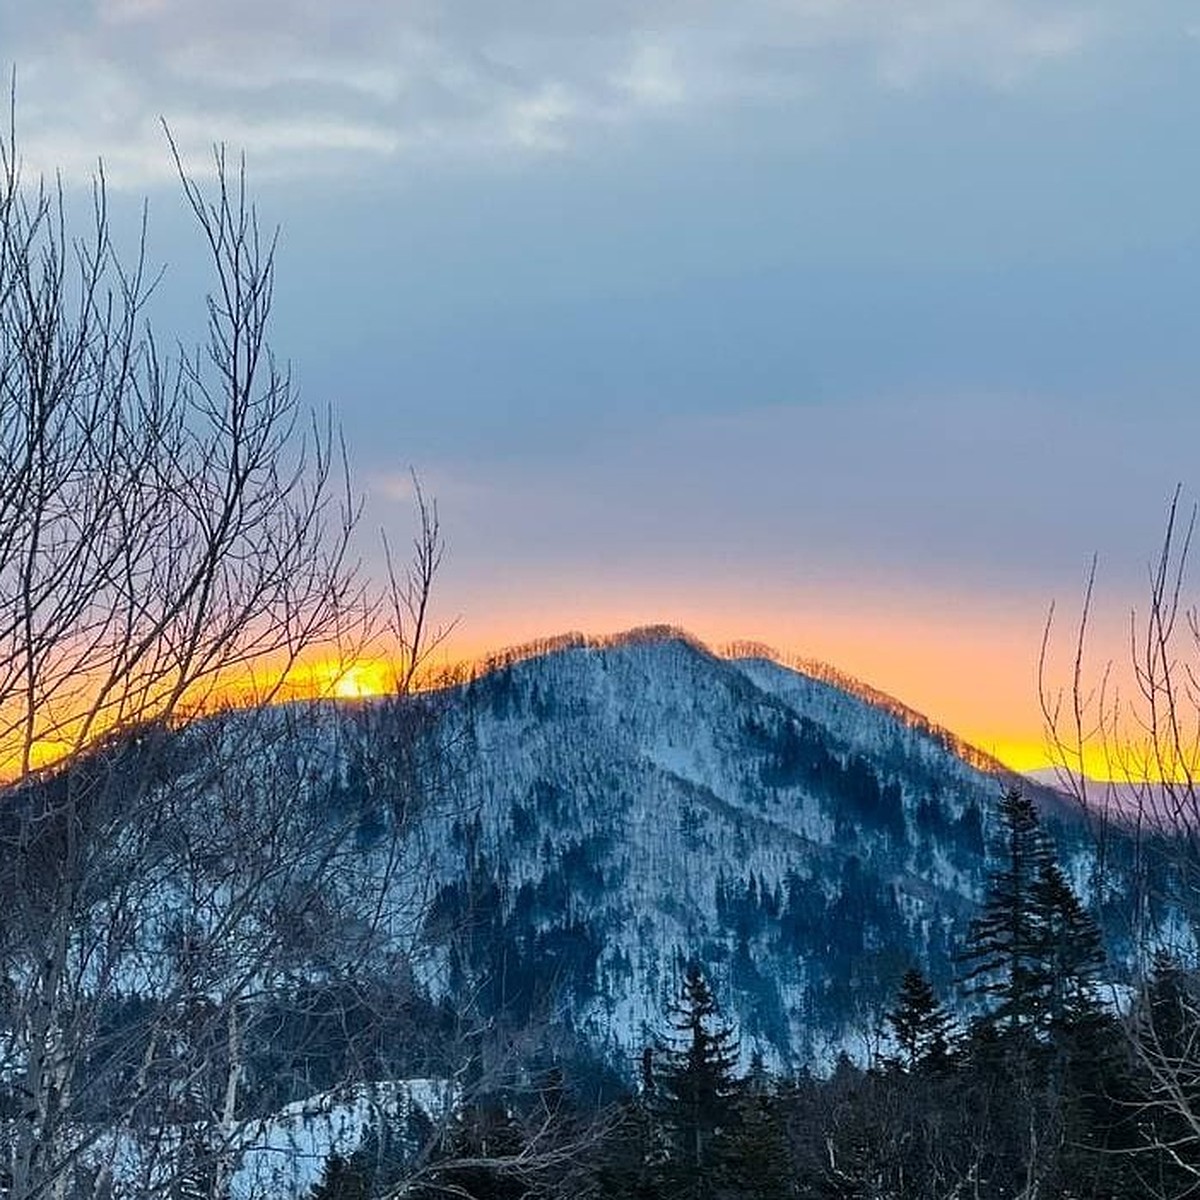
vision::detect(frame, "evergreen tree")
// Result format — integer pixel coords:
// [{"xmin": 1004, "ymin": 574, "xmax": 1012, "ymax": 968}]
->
[
  {"xmin": 1030, "ymin": 858, "xmax": 1106, "ymax": 1035},
  {"xmin": 1142, "ymin": 950, "xmax": 1195, "ymax": 1070},
  {"xmin": 884, "ymin": 968, "xmax": 955, "ymax": 1073},
  {"xmin": 415, "ymin": 1098, "xmax": 527, "ymax": 1200},
  {"xmin": 954, "ymin": 789, "xmax": 1138, "ymax": 1196},
  {"xmin": 649, "ymin": 962, "xmax": 743, "ymax": 1199},
  {"xmin": 728, "ymin": 1087, "xmax": 795, "ymax": 1200},
  {"xmin": 594, "ymin": 1095, "xmax": 659, "ymax": 1200},
  {"xmin": 958, "ymin": 787, "xmax": 1107, "ymax": 1046},
  {"xmin": 309, "ymin": 1117, "xmax": 418, "ymax": 1200},
  {"xmin": 1132, "ymin": 952, "xmax": 1200, "ymax": 1188},
  {"xmin": 957, "ymin": 787, "xmax": 1056, "ymax": 1038}
]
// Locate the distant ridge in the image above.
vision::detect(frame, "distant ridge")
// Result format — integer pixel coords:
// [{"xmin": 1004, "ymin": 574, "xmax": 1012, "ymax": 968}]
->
[
  {"xmin": 720, "ymin": 639, "xmax": 1012, "ymax": 778},
  {"xmin": 436, "ymin": 624, "xmax": 1013, "ymax": 780}
]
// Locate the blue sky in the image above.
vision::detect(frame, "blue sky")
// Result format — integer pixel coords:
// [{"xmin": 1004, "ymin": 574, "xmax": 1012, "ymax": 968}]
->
[{"xmin": 7, "ymin": 1, "xmax": 1200, "ymax": 758}]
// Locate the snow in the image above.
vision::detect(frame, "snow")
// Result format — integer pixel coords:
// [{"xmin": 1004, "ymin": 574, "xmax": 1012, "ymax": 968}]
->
[
  {"xmin": 231, "ymin": 1079, "xmax": 451, "ymax": 1200},
  {"xmin": 398, "ymin": 632, "xmax": 1035, "ymax": 1065}
]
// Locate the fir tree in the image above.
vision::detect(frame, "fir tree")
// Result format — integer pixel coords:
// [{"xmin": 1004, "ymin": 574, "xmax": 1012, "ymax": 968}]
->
[
  {"xmin": 1030, "ymin": 858, "xmax": 1106, "ymax": 1035},
  {"xmin": 958, "ymin": 786, "xmax": 1108, "ymax": 1048},
  {"xmin": 955, "ymin": 789, "xmax": 1133, "ymax": 1195},
  {"xmin": 594, "ymin": 1095, "xmax": 659, "ymax": 1200},
  {"xmin": 727, "ymin": 1087, "xmax": 795, "ymax": 1200},
  {"xmin": 650, "ymin": 962, "xmax": 743, "ymax": 1199},
  {"xmin": 416, "ymin": 1098, "xmax": 527, "ymax": 1200},
  {"xmin": 1133, "ymin": 952, "xmax": 1200, "ymax": 1187},
  {"xmin": 1142, "ymin": 950, "xmax": 1195, "ymax": 1068},
  {"xmin": 884, "ymin": 967, "xmax": 955, "ymax": 1073},
  {"xmin": 957, "ymin": 787, "xmax": 1056, "ymax": 1038}
]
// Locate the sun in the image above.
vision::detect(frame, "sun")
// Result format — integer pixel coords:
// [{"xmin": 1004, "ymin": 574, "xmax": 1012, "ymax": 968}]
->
[
  {"xmin": 328, "ymin": 661, "xmax": 392, "ymax": 700},
  {"xmin": 273, "ymin": 657, "xmax": 395, "ymax": 702}
]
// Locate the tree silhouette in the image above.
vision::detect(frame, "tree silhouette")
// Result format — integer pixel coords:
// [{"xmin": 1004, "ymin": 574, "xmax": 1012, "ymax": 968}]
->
[
  {"xmin": 884, "ymin": 968, "xmax": 955, "ymax": 1073},
  {"xmin": 649, "ymin": 962, "xmax": 742, "ymax": 1198},
  {"xmin": 1030, "ymin": 858, "xmax": 1106, "ymax": 1035},
  {"xmin": 958, "ymin": 787, "xmax": 1057, "ymax": 1038},
  {"xmin": 0, "ymin": 118, "xmax": 445, "ymax": 1200},
  {"xmin": 309, "ymin": 1151, "xmax": 370, "ymax": 1200}
]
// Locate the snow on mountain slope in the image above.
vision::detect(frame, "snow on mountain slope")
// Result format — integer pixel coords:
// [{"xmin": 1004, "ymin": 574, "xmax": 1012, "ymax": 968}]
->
[
  {"xmin": 117, "ymin": 626, "xmax": 1094, "ymax": 1072},
  {"xmin": 398, "ymin": 629, "xmax": 1085, "ymax": 1068},
  {"xmin": 728, "ymin": 651, "xmax": 1000, "ymax": 784}
]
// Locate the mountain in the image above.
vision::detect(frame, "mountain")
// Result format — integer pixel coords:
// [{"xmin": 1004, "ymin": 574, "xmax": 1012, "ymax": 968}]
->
[
  {"xmin": 1, "ymin": 624, "xmax": 1156, "ymax": 1199},
  {"xmin": 392, "ymin": 626, "xmax": 1103, "ymax": 1069}
]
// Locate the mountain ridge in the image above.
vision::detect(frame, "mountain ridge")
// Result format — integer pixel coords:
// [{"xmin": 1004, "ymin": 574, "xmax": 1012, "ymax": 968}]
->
[{"xmin": 435, "ymin": 624, "xmax": 1021, "ymax": 779}]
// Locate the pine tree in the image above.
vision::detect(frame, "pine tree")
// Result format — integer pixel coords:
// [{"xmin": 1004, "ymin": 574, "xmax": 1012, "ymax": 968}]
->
[
  {"xmin": 650, "ymin": 961, "xmax": 743, "ymax": 1199},
  {"xmin": 884, "ymin": 967, "xmax": 955, "ymax": 1073}
]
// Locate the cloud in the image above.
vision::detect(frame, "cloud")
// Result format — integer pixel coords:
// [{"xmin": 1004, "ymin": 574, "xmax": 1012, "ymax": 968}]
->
[
  {"xmin": 2, "ymin": 0, "xmax": 1145, "ymax": 186},
  {"xmin": 417, "ymin": 388, "xmax": 1190, "ymax": 620}
]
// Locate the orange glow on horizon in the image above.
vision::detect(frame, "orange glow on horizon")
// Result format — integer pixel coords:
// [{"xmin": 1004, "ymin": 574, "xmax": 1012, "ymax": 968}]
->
[
  {"xmin": 0, "ymin": 651, "xmax": 404, "ymax": 782},
  {"xmin": 5, "ymin": 645, "xmax": 1178, "ymax": 787},
  {"xmin": 261, "ymin": 645, "xmax": 1200, "ymax": 787},
  {"xmin": 427, "ymin": 606, "xmax": 1057, "ymax": 764},
  {"xmin": 5, "ymin": 590, "xmax": 1174, "ymax": 790},
  {"xmin": 963, "ymin": 737, "xmax": 1098, "ymax": 781},
  {"xmin": 280, "ymin": 657, "xmax": 396, "ymax": 702},
  {"xmin": 331, "ymin": 663, "xmax": 391, "ymax": 699},
  {"xmin": 417, "ymin": 581, "xmax": 1160, "ymax": 785}
]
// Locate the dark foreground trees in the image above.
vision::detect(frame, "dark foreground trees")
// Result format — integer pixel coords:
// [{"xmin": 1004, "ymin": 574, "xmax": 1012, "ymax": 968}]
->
[
  {"xmin": 646, "ymin": 962, "xmax": 744, "ymax": 1198},
  {"xmin": 275, "ymin": 777, "xmax": 1200, "ymax": 1200},
  {"xmin": 884, "ymin": 967, "xmax": 954, "ymax": 1073},
  {"xmin": 561, "ymin": 790, "xmax": 1161, "ymax": 1200},
  {"xmin": 958, "ymin": 786, "xmax": 1107, "ymax": 1043}
]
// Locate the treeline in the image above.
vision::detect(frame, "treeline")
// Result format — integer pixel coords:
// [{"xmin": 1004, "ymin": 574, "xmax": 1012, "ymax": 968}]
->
[{"xmin": 311, "ymin": 788, "xmax": 1199, "ymax": 1199}]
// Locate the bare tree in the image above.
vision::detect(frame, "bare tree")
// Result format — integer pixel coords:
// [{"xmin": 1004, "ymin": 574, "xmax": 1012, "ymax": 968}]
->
[
  {"xmin": 1041, "ymin": 486, "xmax": 1200, "ymax": 1190},
  {"xmin": 0, "ymin": 114, "xmax": 452, "ymax": 1200},
  {"xmin": 383, "ymin": 473, "xmax": 457, "ymax": 698}
]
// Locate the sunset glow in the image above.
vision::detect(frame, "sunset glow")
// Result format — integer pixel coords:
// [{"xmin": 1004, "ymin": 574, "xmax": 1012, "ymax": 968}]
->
[
  {"xmin": 250, "ymin": 655, "xmax": 398, "ymax": 704},
  {"xmin": 968, "ymin": 739, "xmax": 1117, "ymax": 783},
  {"xmin": 329, "ymin": 661, "xmax": 394, "ymax": 699},
  {"xmin": 426, "ymin": 592, "xmax": 1059, "ymax": 768},
  {"xmin": 3, "ymin": 5, "xmax": 1197, "ymax": 1176},
  {"xmin": 416, "ymin": 569, "xmax": 1177, "ymax": 785},
  {"xmin": 6, "ymin": 0, "xmax": 1194, "ymax": 808},
  {"xmin": 2, "ymin": 614, "xmax": 1184, "ymax": 790},
  {"xmin": 0, "ymin": 654, "xmax": 402, "ymax": 782}
]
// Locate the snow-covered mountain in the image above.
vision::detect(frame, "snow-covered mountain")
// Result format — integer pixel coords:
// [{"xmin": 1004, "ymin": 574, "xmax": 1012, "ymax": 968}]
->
[
  {"xmin": 16, "ymin": 625, "xmax": 1137, "ymax": 1199},
  {"xmin": 0, "ymin": 622, "xmax": 1140, "ymax": 1200},
  {"xmin": 392, "ymin": 627, "xmax": 1100, "ymax": 1069}
]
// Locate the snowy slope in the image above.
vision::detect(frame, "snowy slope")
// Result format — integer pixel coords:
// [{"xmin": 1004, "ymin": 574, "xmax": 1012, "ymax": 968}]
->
[{"xmin": 396, "ymin": 629, "xmax": 1088, "ymax": 1068}]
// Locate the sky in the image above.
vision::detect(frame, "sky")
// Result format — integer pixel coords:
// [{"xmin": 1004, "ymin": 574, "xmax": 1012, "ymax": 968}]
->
[{"xmin": 5, "ymin": 1, "xmax": 1200, "ymax": 769}]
